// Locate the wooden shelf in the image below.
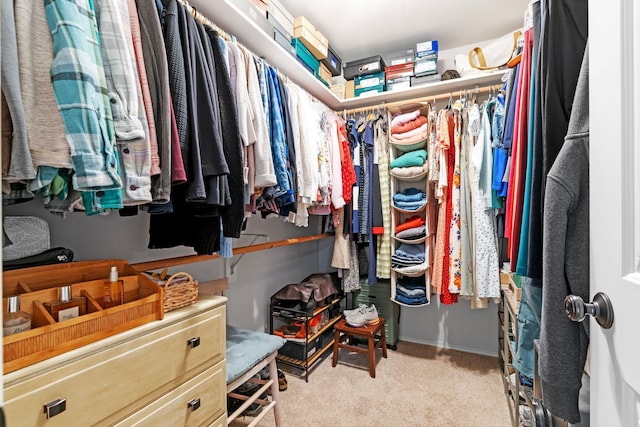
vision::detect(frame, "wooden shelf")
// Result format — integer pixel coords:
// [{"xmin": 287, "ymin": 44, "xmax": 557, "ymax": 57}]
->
[
  {"xmin": 340, "ymin": 70, "xmax": 509, "ymax": 110},
  {"xmin": 130, "ymin": 233, "xmax": 333, "ymax": 272}
]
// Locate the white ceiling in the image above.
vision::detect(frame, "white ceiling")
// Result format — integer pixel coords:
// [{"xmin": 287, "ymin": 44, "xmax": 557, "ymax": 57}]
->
[{"xmin": 278, "ymin": 0, "xmax": 530, "ymax": 63}]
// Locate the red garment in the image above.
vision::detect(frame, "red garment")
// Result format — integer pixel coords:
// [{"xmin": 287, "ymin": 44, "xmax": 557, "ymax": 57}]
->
[
  {"xmin": 395, "ymin": 215, "xmax": 426, "ymax": 233},
  {"xmin": 391, "ymin": 115, "xmax": 428, "ymax": 134},
  {"xmin": 441, "ymin": 112, "xmax": 458, "ymax": 305},
  {"xmin": 338, "ymin": 122, "xmax": 356, "ymax": 203},
  {"xmin": 506, "ymin": 28, "xmax": 533, "ymax": 267},
  {"xmin": 169, "ymin": 102, "xmax": 186, "ymax": 184}
]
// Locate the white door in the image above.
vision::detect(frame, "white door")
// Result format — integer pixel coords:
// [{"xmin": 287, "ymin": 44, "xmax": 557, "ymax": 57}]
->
[{"xmin": 590, "ymin": 0, "xmax": 640, "ymax": 425}]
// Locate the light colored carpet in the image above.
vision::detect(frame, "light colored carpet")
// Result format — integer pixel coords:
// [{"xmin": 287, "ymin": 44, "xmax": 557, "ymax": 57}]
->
[{"xmin": 229, "ymin": 340, "xmax": 511, "ymax": 427}]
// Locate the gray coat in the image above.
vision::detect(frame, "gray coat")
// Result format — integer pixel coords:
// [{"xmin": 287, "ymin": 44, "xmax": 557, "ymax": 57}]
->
[{"xmin": 539, "ymin": 46, "xmax": 589, "ymax": 424}]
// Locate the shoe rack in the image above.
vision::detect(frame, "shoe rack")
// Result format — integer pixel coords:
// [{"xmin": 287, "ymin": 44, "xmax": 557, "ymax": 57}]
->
[{"xmin": 269, "ymin": 295, "xmax": 344, "ymax": 382}]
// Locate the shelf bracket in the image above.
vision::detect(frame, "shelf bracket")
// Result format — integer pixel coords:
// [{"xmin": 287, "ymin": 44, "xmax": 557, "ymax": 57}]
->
[{"xmin": 226, "ymin": 233, "xmax": 270, "ymax": 276}]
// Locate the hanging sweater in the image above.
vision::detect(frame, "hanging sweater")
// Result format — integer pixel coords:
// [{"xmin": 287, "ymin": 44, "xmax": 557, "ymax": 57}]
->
[
  {"xmin": 539, "ymin": 47, "xmax": 589, "ymax": 425},
  {"xmin": 207, "ymin": 28, "xmax": 245, "ymax": 238}
]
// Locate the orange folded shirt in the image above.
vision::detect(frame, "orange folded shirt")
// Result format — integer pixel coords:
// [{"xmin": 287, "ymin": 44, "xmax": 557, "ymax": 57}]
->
[
  {"xmin": 391, "ymin": 115, "xmax": 427, "ymax": 134},
  {"xmin": 395, "ymin": 215, "xmax": 426, "ymax": 233}
]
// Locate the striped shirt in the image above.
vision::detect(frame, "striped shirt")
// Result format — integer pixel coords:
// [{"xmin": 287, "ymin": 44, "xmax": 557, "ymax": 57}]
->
[{"xmin": 44, "ymin": 0, "xmax": 122, "ymax": 192}]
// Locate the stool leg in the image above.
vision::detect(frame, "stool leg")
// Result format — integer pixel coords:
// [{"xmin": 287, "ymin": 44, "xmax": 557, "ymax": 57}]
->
[
  {"xmin": 332, "ymin": 328, "xmax": 340, "ymax": 367},
  {"xmin": 381, "ymin": 322, "xmax": 388, "ymax": 358},
  {"xmin": 268, "ymin": 358, "xmax": 282, "ymax": 427},
  {"xmin": 368, "ymin": 336, "xmax": 376, "ymax": 378}
]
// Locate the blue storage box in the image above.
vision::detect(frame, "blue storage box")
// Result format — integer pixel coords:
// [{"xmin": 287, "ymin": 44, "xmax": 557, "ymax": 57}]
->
[
  {"xmin": 291, "ymin": 38, "xmax": 319, "ymax": 74},
  {"xmin": 355, "ymin": 83, "xmax": 385, "ymax": 97}
]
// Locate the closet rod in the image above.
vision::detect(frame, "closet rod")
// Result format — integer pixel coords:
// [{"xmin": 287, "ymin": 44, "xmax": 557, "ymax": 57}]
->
[
  {"xmin": 177, "ymin": 0, "xmax": 232, "ymax": 41},
  {"xmin": 130, "ymin": 233, "xmax": 333, "ymax": 272},
  {"xmin": 343, "ymin": 83, "xmax": 503, "ymax": 115}
]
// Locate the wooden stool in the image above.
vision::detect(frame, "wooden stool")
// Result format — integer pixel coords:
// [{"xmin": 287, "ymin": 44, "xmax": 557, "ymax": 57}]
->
[{"xmin": 332, "ymin": 317, "xmax": 387, "ymax": 378}]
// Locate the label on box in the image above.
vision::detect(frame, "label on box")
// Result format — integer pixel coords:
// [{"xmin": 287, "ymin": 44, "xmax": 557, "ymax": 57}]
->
[
  {"xmin": 416, "ymin": 40, "xmax": 438, "ymax": 55},
  {"xmin": 360, "ymin": 61, "xmax": 380, "ymax": 73},
  {"xmin": 357, "ymin": 76, "xmax": 383, "ymax": 88},
  {"xmin": 415, "ymin": 58, "xmax": 437, "ymax": 74}
]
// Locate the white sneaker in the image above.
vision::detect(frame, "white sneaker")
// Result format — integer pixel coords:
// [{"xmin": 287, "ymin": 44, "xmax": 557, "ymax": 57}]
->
[
  {"xmin": 346, "ymin": 305, "xmax": 379, "ymax": 327},
  {"xmin": 343, "ymin": 304, "xmax": 369, "ymax": 317}
]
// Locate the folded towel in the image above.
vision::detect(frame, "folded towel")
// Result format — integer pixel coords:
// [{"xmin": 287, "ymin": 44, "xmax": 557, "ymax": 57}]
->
[
  {"xmin": 390, "ymin": 163, "xmax": 428, "ymax": 178},
  {"xmin": 398, "ymin": 276, "xmax": 427, "ymax": 288},
  {"xmin": 391, "ymin": 123, "xmax": 429, "ymax": 140},
  {"xmin": 391, "ymin": 115, "xmax": 428, "ymax": 134},
  {"xmin": 390, "ymin": 149, "xmax": 427, "ymax": 169},
  {"xmin": 391, "ymin": 109, "xmax": 421, "ymax": 127},
  {"xmin": 394, "ymin": 200, "xmax": 427, "ymax": 211},
  {"xmin": 395, "ymin": 225, "xmax": 426, "ymax": 239},
  {"xmin": 397, "ymin": 284, "xmax": 426, "ymax": 297},
  {"xmin": 395, "ymin": 293, "xmax": 428, "ymax": 305},
  {"xmin": 393, "ymin": 243, "xmax": 425, "ymax": 258},
  {"xmin": 392, "ymin": 263, "xmax": 428, "ymax": 276},
  {"xmin": 393, "ymin": 187, "xmax": 426, "ymax": 203}
]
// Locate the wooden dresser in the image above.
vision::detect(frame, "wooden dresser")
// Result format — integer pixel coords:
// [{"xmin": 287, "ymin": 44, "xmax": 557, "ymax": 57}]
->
[{"xmin": 3, "ymin": 295, "xmax": 227, "ymax": 427}]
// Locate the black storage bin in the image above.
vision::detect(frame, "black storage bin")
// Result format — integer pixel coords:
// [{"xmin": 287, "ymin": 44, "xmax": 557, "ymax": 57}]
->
[
  {"xmin": 343, "ymin": 55, "xmax": 386, "ymax": 80},
  {"xmin": 321, "ymin": 45, "xmax": 342, "ymax": 77},
  {"xmin": 280, "ymin": 341, "xmax": 316, "ymax": 360}
]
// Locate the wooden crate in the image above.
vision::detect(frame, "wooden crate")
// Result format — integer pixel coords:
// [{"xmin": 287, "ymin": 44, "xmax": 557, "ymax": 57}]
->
[{"xmin": 2, "ymin": 260, "xmax": 163, "ymax": 373}]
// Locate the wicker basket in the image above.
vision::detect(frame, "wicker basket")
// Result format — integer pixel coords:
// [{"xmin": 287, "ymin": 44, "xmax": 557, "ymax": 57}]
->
[{"xmin": 155, "ymin": 272, "xmax": 199, "ymax": 313}]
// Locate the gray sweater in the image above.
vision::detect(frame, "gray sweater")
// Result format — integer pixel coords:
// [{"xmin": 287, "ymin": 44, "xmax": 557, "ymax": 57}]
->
[{"xmin": 539, "ymin": 47, "xmax": 589, "ymax": 424}]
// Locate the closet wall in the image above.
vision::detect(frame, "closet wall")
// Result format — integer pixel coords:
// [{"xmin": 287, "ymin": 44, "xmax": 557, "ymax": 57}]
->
[{"xmin": 4, "ymin": 198, "xmax": 498, "ymax": 355}]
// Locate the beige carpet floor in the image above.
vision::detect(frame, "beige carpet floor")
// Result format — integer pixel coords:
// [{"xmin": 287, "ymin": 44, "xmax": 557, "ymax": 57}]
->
[{"xmin": 229, "ymin": 340, "xmax": 511, "ymax": 427}]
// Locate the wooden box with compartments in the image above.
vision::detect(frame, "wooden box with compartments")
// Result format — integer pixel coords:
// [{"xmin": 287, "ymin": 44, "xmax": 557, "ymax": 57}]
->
[{"xmin": 2, "ymin": 260, "xmax": 163, "ymax": 373}]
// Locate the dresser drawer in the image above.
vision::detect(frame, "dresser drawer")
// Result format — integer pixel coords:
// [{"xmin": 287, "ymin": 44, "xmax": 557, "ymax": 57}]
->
[
  {"xmin": 115, "ymin": 360, "xmax": 226, "ymax": 426},
  {"xmin": 3, "ymin": 304, "xmax": 226, "ymax": 427}
]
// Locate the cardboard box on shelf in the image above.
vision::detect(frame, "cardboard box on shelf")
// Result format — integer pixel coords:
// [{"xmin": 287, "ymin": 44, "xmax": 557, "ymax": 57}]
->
[
  {"xmin": 291, "ymin": 38, "xmax": 319, "ymax": 74},
  {"xmin": 416, "ymin": 39, "xmax": 439, "ymax": 57},
  {"xmin": 318, "ymin": 62, "xmax": 332, "ymax": 86},
  {"xmin": 343, "ymin": 55, "xmax": 386, "ymax": 80},
  {"xmin": 321, "ymin": 45, "xmax": 343, "ymax": 77},
  {"xmin": 345, "ymin": 80, "xmax": 355, "ymax": 99},
  {"xmin": 293, "ymin": 16, "xmax": 328, "ymax": 45},
  {"xmin": 329, "ymin": 83, "xmax": 346, "ymax": 100},
  {"xmin": 385, "ymin": 62, "xmax": 414, "ymax": 80},
  {"xmin": 293, "ymin": 16, "xmax": 329, "ymax": 60},
  {"xmin": 267, "ymin": 0, "xmax": 294, "ymax": 36},
  {"xmin": 386, "ymin": 76, "xmax": 411, "ymax": 91},
  {"xmin": 355, "ymin": 71, "xmax": 385, "ymax": 90},
  {"xmin": 355, "ymin": 84, "xmax": 385, "ymax": 98},
  {"xmin": 386, "ymin": 48, "xmax": 415, "ymax": 66},
  {"xmin": 414, "ymin": 54, "xmax": 438, "ymax": 77},
  {"xmin": 293, "ymin": 26, "xmax": 328, "ymax": 60},
  {"xmin": 273, "ymin": 23, "xmax": 296, "ymax": 57}
]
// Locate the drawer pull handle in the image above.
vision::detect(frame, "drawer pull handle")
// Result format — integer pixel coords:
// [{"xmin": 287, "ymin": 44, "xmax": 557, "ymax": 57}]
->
[
  {"xmin": 43, "ymin": 398, "xmax": 66, "ymax": 419},
  {"xmin": 187, "ymin": 337, "xmax": 201, "ymax": 348},
  {"xmin": 188, "ymin": 398, "xmax": 201, "ymax": 411}
]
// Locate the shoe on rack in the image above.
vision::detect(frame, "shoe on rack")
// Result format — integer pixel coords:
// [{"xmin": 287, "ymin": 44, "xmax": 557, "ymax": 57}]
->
[
  {"xmin": 345, "ymin": 304, "xmax": 379, "ymax": 327},
  {"xmin": 343, "ymin": 303, "xmax": 369, "ymax": 317}
]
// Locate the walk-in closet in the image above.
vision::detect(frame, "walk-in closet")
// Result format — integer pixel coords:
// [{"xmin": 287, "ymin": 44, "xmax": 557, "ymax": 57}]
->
[{"xmin": 1, "ymin": 0, "xmax": 637, "ymax": 426}]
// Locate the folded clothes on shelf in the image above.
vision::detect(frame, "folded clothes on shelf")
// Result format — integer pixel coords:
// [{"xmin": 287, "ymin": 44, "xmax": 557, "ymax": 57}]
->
[
  {"xmin": 395, "ymin": 293, "xmax": 428, "ymax": 305},
  {"xmin": 393, "ymin": 187, "xmax": 426, "ymax": 202},
  {"xmin": 390, "ymin": 149, "xmax": 427, "ymax": 168},
  {"xmin": 395, "ymin": 215, "xmax": 426, "ymax": 233},
  {"xmin": 391, "ymin": 114, "xmax": 427, "ymax": 134},
  {"xmin": 395, "ymin": 225, "xmax": 426, "ymax": 240}
]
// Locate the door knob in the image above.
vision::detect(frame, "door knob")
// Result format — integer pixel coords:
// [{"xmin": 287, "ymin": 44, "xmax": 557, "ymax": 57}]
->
[{"xmin": 565, "ymin": 292, "xmax": 614, "ymax": 329}]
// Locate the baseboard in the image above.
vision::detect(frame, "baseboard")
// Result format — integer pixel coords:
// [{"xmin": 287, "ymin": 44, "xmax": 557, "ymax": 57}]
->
[{"xmin": 398, "ymin": 335, "xmax": 498, "ymax": 358}]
